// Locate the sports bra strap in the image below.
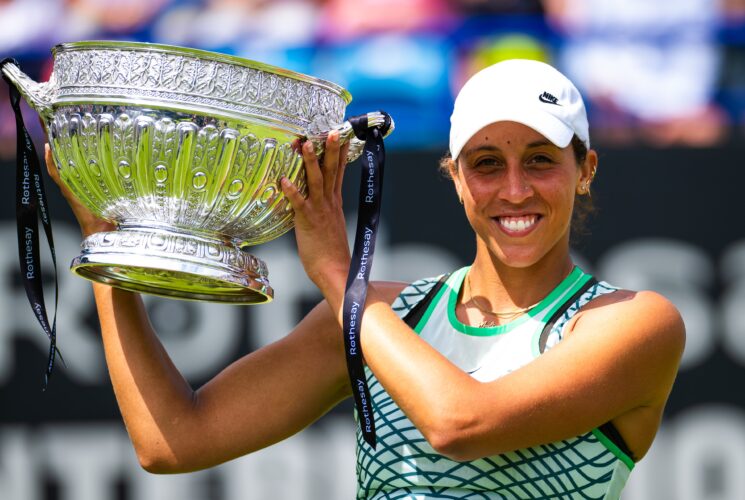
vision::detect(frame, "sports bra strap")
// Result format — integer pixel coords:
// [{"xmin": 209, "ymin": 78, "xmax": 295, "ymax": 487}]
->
[
  {"xmin": 537, "ymin": 277, "xmax": 599, "ymax": 353},
  {"xmin": 402, "ymin": 274, "xmax": 450, "ymax": 328}
]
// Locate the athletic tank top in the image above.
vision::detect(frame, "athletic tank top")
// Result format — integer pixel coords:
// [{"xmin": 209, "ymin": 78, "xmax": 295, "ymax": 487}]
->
[{"xmin": 355, "ymin": 266, "xmax": 635, "ymax": 499}]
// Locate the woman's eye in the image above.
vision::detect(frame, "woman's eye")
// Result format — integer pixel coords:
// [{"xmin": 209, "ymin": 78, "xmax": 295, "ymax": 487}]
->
[
  {"xmin": 473, "ymin": 157, "xmax": 500, "ymax": 168},
  {"xmin": 527, "ymin": 154, "xmax": 554, "ymax": 167}
]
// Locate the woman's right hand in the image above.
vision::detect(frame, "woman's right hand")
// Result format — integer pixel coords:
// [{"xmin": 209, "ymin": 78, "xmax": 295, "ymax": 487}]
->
[{"xmin": 44, "ymin": 143, "xmax": 115, "ymax": 237}]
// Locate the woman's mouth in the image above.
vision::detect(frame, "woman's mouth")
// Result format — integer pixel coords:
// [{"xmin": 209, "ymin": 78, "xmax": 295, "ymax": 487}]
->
[{"xmin": 495, "ymin": 215, "xmax": 540, "ymax": 235}]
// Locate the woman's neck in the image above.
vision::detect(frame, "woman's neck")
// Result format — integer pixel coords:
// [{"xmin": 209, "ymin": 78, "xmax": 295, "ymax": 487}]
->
[{"xmin": 466, "ymin": 243, "xmax": 575, "ymax": 313}]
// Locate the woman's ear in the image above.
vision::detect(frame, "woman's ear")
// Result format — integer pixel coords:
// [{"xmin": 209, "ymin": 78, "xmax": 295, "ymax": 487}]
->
[
  {"xmin": 448, "ymin": 158, "xmax": 464, "ymax": 203},
  {"xmin": 577, "ymin": 149, "xmax": 598, "ymax": 195}
]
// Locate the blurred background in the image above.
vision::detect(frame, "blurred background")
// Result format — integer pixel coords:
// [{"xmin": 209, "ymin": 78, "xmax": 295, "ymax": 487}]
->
[{"xmin": 1, "ymin": 0, "xmax": 745, "ymax": 499}]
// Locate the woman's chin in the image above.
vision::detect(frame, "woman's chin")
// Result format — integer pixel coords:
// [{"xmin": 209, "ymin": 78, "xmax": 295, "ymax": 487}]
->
[
  {"xmin": 488, "ymin": 239, "xmax": 569, "ymax": 270},
  {"xmin": 490, "ymin": 248, "xmax": 544, "ymax": 269}
]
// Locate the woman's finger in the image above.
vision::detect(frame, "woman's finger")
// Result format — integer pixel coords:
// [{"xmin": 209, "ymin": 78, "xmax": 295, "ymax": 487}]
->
[
  {"xmin": 44, "ymin": 144, "xmax": 60, "ymax": 184},
  {"xmin": 44, "ymin": 143, "xmax": 116, "ymax": 236},
  {"xmin": 334, "ymin": 141, "xmax": 351, "ymax": 197},
  {"xmin": 301, "ymin": 140, "xmax": 323, "ymax": 202},
  {"xmin": 323, "ymin": 130, "xmax": 340, "ymax": 197},
  {"xmin": 280, "ymin": 176, "xmax": 306, "ymax": 212},
  {"xmin": 45, "ymin": 144, "xmax": 72, "ymax": 199}
]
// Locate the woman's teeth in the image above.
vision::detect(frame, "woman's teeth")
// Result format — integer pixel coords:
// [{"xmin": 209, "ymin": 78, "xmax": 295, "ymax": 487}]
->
[{"xmin": 498, "ymin": 215, "xmax": 537, "ymax": 232}]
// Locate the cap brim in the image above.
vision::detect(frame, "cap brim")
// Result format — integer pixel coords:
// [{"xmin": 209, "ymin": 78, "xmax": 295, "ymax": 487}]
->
[{"xmin": 451, "ymin": 105, "xmax": 575, "ymax": 159}]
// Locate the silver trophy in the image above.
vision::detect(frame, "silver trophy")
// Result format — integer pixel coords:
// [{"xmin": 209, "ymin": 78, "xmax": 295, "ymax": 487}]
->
[{"xmin": 2, "ymin": 41, "xmax": 392, "ymax": 303}]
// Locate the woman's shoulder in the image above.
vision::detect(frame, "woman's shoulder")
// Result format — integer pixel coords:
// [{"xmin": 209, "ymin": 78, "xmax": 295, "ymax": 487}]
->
[
  {"xmin": 572, "ymin": 287, "xmax": 686, "ymax": 363},
  {"xmin": 371, "ymin": 280, "xmax": 410, "ymax": 304},
  {"xmin": 581, "ymin": 287, "xmax": 682, "ymax": 325},
  {"xmin": 304, "ymin": 275, "xmax": 446, "ymax": 328},
  {"xmin": 374, "ymin": 272, "xmax": 453, "ymax": 311},
  {"xmin": 554, "ymin": 287, "xmax": 686, "ymax": 420},
  {"xmin": 371, "ymin": 274, "xmax": 446, "ymax": 303}
]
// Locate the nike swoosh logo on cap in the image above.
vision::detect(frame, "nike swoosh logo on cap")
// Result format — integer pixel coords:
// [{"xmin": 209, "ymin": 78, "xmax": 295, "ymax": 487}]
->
[{"xmin": 538, "ymin": 91, "xmax": 561, "ymax": 105}]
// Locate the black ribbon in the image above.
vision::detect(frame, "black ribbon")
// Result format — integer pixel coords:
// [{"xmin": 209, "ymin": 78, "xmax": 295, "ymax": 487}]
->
[
  {"xmin": 1, "ymin": 58, "xmax": 61, "ymax": 389},
  {"xmin": 342, "ymin": 112, "xmax": 391, "ymax": 449}
]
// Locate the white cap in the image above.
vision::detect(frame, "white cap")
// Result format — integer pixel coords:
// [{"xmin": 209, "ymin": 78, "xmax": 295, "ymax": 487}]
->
[{"xmin": 449, "ymin": 59, "xmax": 590, "ymax": 159}]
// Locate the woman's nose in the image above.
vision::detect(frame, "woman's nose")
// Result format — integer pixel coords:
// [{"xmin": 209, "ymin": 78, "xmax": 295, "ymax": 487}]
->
[{"xmin": 499, "ymin": 165, "xmax": 533, "ymax": 204}]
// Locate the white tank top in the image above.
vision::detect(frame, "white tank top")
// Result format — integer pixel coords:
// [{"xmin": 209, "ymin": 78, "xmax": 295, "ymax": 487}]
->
[{"xmin": 355, "ymin": 266, "xmax": 634, "ymax": 499}]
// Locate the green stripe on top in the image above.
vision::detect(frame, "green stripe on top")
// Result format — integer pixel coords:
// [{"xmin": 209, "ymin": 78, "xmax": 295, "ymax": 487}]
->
[
  {"xmin": 413, "ymin": 278, "xmax": 450, "ymax": 334},
  {"xmin": 529, "ymin": 272, "xmax": 596, "ymax": 358},
  {"xmin": 592, "ymin": 428, "xmax": 636, "ymax": 470},
  {"xmin": 357, "ymin": 269, "xmax": 632, "ymax": 499},
  {"xmin": 446, "ymin": 266, "xmax": 587, "ymax": 337}
]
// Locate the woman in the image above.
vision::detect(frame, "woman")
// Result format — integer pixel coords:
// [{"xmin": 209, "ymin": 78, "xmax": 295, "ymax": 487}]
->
[{"xmin": 47, "ymin": 59, "xmax": 684, "ymax": 499}]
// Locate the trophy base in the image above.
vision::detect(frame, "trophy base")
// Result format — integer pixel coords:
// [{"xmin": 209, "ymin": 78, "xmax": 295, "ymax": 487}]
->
[{"xmin": 70, "ymin": 228, "xmax": 273, "ymax": 304}]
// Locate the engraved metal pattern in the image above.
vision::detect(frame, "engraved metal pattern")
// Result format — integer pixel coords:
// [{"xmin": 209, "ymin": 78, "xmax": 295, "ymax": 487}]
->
[
  {"xmin": 50, "ymin": 104, "xmax": 305, "ymax": 245},
  {"xmin": 46, "ymin": 102, "xmax": 305, "ymax": 302},
  {"xmin": 51, "ymin": 47, "xmax": 347, "ymax": 131},
  {"xmin": 3, "ymin": 41, "xmax": 392, "ymax": 303},
  {"xmin": 82, "ymin": 230, "xmax": 268, "ymax": 278}
]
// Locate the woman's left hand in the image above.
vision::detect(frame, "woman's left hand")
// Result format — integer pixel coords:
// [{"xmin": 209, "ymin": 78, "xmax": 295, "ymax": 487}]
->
[{"xmin": 281, "ymin": 131, "xmax": 351, "ymax": 304}]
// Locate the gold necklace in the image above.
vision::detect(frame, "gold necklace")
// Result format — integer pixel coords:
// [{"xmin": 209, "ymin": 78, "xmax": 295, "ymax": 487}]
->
[{"xmin": 465, "ymin": 273, "xmax": 541, "ymax": 327}]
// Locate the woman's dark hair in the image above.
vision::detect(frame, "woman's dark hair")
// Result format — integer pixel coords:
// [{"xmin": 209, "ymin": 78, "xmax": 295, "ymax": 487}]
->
[
  {"xmin": 438, "ymin": 134, "xmax": 596, "ymax": 240},
  {"xmin": 569, "ymin": 135, "xmax": 595, "ymax": 241}
]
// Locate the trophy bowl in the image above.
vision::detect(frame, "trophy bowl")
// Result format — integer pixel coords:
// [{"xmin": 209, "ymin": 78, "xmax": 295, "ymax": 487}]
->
[{"xmin": 1, "ymin": 41, "xmax": 392, "ymax": 303}]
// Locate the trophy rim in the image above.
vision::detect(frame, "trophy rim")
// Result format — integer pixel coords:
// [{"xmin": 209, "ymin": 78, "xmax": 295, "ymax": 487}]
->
[
  {"xmin": 51, "ymin": 40, "xmax": 353, "ymax": 106},
  {"xmin": 71, "ymin": 249, "xmax": 274, "ymax": 304}
]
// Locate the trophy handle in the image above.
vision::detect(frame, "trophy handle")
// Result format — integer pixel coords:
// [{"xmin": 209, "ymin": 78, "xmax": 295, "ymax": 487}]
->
[
  {"xmin": 307, "ymin": 111, "xmax": 395, "ymax": 163},
  {"xmin": 0, "ymin": 60, "xmax": 56, "ymax": 120}
]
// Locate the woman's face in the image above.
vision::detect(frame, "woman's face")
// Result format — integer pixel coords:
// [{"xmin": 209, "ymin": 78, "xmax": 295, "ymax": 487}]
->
[{"xmin": 451, "ymin": 121, "xmax": 595, "ymax": 269}]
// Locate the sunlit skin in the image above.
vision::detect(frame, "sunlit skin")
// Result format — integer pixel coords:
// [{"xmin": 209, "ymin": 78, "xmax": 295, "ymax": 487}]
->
[
  {"xmin": 44, "ymin": 120, "xmax": 683, "ymax": 477},
  {"xmin": 282, "ymin": 125, "xmax": 682, "ymax": 462},
  {"xmin": 450, "ymin": 121, "xmax": 596, "ymax": 315}
]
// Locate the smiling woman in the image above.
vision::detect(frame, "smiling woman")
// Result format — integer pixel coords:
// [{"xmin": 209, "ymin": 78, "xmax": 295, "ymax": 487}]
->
[
  {"xmin": 282, "ymin": 59, "xmax": 684, "ymax": 498},
  {"xmin": 47, "ymin": 58, "xmax": 684, "ymax": 500},
  {"xmin": 441, "ymin": 133, "xmax": 594, "ymax": 240}
]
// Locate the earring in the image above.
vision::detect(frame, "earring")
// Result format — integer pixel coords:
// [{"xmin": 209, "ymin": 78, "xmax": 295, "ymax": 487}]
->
[{"xmin": 458, "ymin": 193, "xmax": 463, "ymax": 204}]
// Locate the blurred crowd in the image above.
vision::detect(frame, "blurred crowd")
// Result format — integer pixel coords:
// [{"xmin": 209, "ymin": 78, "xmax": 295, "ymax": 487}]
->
[{"xmin": 1, "ymin": 0, "xmax": 744, "ymax": 156}]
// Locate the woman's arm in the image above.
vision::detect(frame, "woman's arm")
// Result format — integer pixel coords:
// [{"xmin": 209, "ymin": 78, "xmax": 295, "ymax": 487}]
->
[
  {"xmin": 356, "ymin": 286, "xmax": 684, "ymax": 461},
  {"xmin": 45, "ymin": 142, "xmax": 353, "ymax": 473},
  {"xmin": 281, "ymin": 138, "xmax": 685, "ymax": 463},
  {"xmin": 94, "ymin": 286, "xmax": 352, "ymax": 472},
  {"xmin": 299, "ymin": 256, "xmax": 684, "ymax": 463}
]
